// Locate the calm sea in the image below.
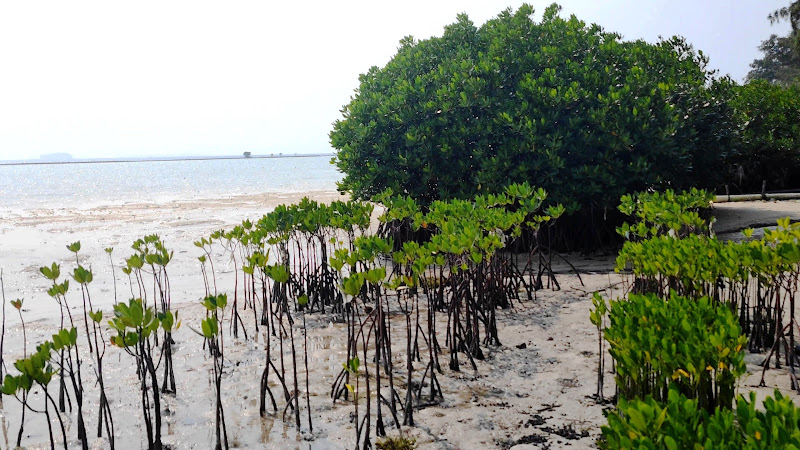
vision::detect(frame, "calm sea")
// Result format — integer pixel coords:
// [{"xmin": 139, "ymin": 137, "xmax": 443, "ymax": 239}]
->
[{"xmin": 0, "ymin": 155, "xmax": 342, "ymax": 209}]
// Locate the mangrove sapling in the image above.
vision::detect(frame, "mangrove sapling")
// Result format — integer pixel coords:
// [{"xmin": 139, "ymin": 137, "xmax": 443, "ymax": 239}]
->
[
  {"xmin": 357, "ymin": 303, "xmax": 374, "ymax": 450},
  {"xmin": 237, "ymin": 223, "xmax": 263, "ymax": 334},
  {"xmin": 122, "ymin": 254, "xmax": 146, "ymax": 304},
  {"xmin": 267, "ymin": 263, "xmax": 302, "ymax": 429},
  {"xmin": 88, "ymin": 309, "xmax": 115, "ymax": 447},
  {"xmin": 257, "ymin": 262, "xmax": 292, "ymax": 417},
  {"xmin": 199, "ymin": 255, "xmax": 211, "ymax": 297},
  {"xmin": 105, "ymin": 247, "xmax": 118, "ymax": 304},
  {"xmin": 332, "ymin": 236, "xmax": 404, "ymax": 440},
  {"xmin": 298, "ymin": 294, "xmax": 313, "ymax": 433},
  {"xmin": 533, "ymin": 209, "xmax": 563, "ymax": 291},
  {"xmin": 130, "ymin": 235, "xmax": 178, "ymax": 394},
  {"xmin": 342, "ymin": 357, "xmax": 363, "ymax": 445},
  {"xmin": 267, "ymin": 265, "xmax": 291, "ymax": 400},
  {"xmin": 329, "ymin": 250, "xmax": 369, "ymax": 405},
  {"xmin": 1, "ymin": 342, "xmax": 66, "ymax": 450},
  {"xmin": 329, "ymin": 252, "xmax": 355, "ymax": 403},
  {"xmin": 40, "ymin": 262, "xmax": 73, "ymax": 413},
  {"xmin": 589, "ymin": 293, "xmax": 608, "ymax": 403},
  {"xmin": 366, "ymin": 266, "xmax": 402, "ymax": 436},
  {"xmin": 74, "ymin": 262, "xmax": 115, "ymax": 446},
  {"xmin": 198, "ymin": 294, "xmax": 230, "ymax": 450},
  {"xmin": 330, "ymin": 271, "xmax": 359, "ymax": 403},
  {"xmin": 194, "ymin": 236, "xmax": 218, "ymax": 295},
  {"xmin": 51, "ymin": 327, "xmax": 89, "ymax": 450},
  {"xmin": 341, "ymin": 270, "xmax": 395, "ymax": 447},
  {"xmin": 11, "ymin": 299, "xmax": 25, "ymax": 359},
  {"xmin": 406, "ymin": 253, "xmax": 444, "ymax": 406},
  {"xmin": 110, "ymin": 298, "xmax": 178, "ymax": 450},
  {"xmin": 246, "ymin": 250, "xmax": 271, "ymax": 328},
  {"xmin": 289, "ymin": 198, "xmax": 367, "ymax": 314},
  {"xmin": 220, "ymin": 228, "xmax": 248, "ymax": 340},
  {"xmin": 241, "ymin": 250, "xmax": 262, "ymax": 334},
  {"xmin": 8, "ymin": 299, "xmax": 30, "ymax": 447},
  {"xmin": 68, "ymin": 241, "xmax": 94, "ymax": 353},
  {"xmin": 393, "ymin": 285, "xmax": 415, "ymax": 426}
]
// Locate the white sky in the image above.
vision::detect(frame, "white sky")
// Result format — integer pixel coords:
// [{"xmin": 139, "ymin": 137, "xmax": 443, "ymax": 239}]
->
[{"xmin": 0, "ymin": 1, "xmax": 791, "ymax": 161}]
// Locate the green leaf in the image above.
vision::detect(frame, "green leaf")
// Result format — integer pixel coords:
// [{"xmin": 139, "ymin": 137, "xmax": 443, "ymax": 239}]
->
[{"xmin": 298, "ymin": 295, "xmax": 309, "ymax": 307}]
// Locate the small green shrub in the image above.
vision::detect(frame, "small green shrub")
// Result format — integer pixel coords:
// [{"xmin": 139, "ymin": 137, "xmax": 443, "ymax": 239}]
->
[
  {"xmin": 615, "ymin": 218, "xmax": 800, "ymax": 351},
  {"xmin": 599, "ymin": 388, "xmax": 706, "ymax": 449},
  {"xmin": 730, "ymin": 390, "xmax": 800, "ymax": 448},
  {"xmin": 600, "ymin": 389, "xmax": 800, "ymax": 449},
  {"xmin": 616, "ymin": 188, "xmax": 714, "ymax": 240},
  {"xmin": 605, "ymin": 293, "xmax": 746, "ymax": 411}
]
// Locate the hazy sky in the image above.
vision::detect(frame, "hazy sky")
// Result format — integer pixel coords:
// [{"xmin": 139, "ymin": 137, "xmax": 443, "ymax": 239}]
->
[{"xmin": 0, "ymin": 1, "xmax": 791, "ymax": 161}]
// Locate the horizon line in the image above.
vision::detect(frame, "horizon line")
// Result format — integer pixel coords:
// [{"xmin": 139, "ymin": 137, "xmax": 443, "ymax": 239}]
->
[{"xmin": 0, "ymin": 153, "xmax": 335, "ymax": 167}]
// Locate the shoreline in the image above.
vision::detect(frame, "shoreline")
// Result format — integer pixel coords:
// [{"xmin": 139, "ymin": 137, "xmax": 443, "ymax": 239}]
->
[{"xmin": 0, "ymin": 190, "xmax": 344, "ymax": 323}]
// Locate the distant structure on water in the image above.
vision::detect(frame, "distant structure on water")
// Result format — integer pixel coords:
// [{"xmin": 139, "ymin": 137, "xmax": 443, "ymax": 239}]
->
[{"xmin": 243, "ymin": 151, "xmax": 252, "ymax": 158}]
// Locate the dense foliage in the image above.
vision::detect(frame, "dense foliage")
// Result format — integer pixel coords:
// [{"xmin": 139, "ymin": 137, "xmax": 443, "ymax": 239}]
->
[
  {"xmin": 604, "ymin": 293, "xmax": 746, "ymax": 411},
  {"xmin": 596, "ymin": 189, "xmax": 800, "ymax": 448},
  {"xmin": 769, "ymin": 2, "xmax": 800, "ymax": 57},
  {"xmin": 601, "ymin": 389, "xmax": 800, "ymax": 449},
  {"xmin": 617, "ymin": 216, "xmax": 800, "ymax": 353},
  {"xmin": 616, "ymin": 188, "xmax": 714, "ymax": 240},
  {"xmin": 729, "ymin": 80, "xmax": 800, "ymax": 192},
  {"xmin": 747, "ymin": 34, "xmax": 800, "ymax": 86},
  {"xmin": 331, "ymin": 3, "xmax": 733, "ymax": 213}
]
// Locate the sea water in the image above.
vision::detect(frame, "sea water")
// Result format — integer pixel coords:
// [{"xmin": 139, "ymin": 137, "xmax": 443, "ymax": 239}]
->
[{"xmin": 0, "ymin": 155, "xmax": 342, "ymax": 209}]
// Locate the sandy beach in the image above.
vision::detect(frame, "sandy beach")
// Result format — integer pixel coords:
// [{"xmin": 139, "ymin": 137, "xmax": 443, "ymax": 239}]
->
[{"xmin": 2, "ymin": 194, "xmax": 800, "ymax": 449}]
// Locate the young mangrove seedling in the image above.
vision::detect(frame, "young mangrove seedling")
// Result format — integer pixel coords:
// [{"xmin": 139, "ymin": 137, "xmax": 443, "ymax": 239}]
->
[
  {"xmin": 590, "ymin": 292, "xmax": 608, "ymax": 403},
  {"xmin": 1, "ymin": 342, "xmax": 66, "ymax": 450},
  {"xmin": 5, "ymin": 300, "xmax": 32, "ymax": 447},
  {"xmin": 129, "ymin": 235, "xmax": 178, "ymax": 394},
  {"xmin": 11, "ymin": 299, "xmax": 25, "ymax": 358},
  {"xmin": 256, "ymin": 261, "xmax": 292, "ymax": 418},
  {"xmin": 194, "ymin": 236, "xmax": 218, "ymax": 295},
  {"xmin": 51, "ymin": 327, "xmax": 89, "ymax": 450},
  {"xmin": 40, "ymin": 262, "xmax": 74, "ymax": 413},
  {"xmin": 343, "ymin": 356, "xmax": 362, "ymax": 448},
  {"xmin": 219, "ymin": 229, "xmax": 248, "ymax": 340},
  {"xmin": 110, "ymin": 298, "xmax": 178, "ymax": 450},
  {"xmin": 73, "ymin": 259, "xmax": 115, "ymax": 447},
  {"xmin": 198, "ymin": 293, "xmax": 229, "ymax": 450},
  {"xmin": 298, "ymin": 294, "xmax": 313, "ymax": 433},
  {"xmin": 67, "ymin": 241, "xmax": 95, "ymax": 353},
  {"xmin": 105, "ymin": 247, "xmax": 118, "ymax": 304},
  {"xmin": 88, "ymin": 308, "xmax": 115, "ymax": 448},
  {"xmin": 266, "ymin": 263, "xmax": 302, "ymax": 429}
]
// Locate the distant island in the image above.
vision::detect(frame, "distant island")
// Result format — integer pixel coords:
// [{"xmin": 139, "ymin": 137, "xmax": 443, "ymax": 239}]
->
[{"xmin": 40, "ymin": 152, "xmax": 74, "ymax": 161}]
